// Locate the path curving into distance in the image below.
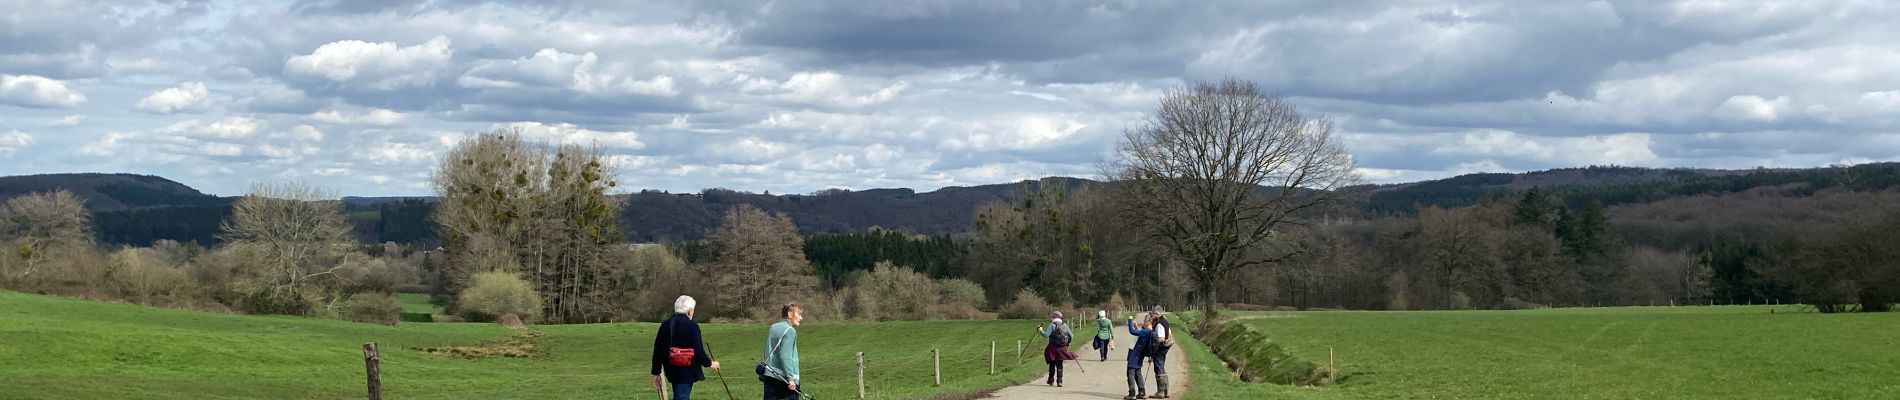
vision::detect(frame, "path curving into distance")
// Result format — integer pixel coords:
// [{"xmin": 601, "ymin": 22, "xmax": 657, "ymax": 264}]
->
[{"xmin": 983, "ymin": 325, "xmax": 1190, "ymax": 399}]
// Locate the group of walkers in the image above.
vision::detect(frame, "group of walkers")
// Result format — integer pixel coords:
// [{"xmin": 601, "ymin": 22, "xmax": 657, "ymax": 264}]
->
[
  {"xmin": 1037, "ymin": 307, "xmax": 1174, "ymax": 400},
  {"xmin": 649, "ymin": 294, "xmax": 1175, "ymax": 400},
  {"xmin": 650, "ymin": 295, "xmax": 807, "ymax": 400}
]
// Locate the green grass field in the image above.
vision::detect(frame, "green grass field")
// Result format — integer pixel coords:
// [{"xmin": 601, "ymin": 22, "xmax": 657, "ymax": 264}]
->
[
  {"xmin": 394, "ymin": 292, "xmax": 440, "ymax": 315},
  {"xmin": 1182, "ymin": 306, "xmax": 1900, "ymax": 399},
  {"xmin": 0, "ymin": 290, "xmax": 1053, "ymax": 399}
]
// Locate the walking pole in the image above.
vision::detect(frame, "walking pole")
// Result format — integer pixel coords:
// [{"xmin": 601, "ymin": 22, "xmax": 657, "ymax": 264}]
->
[{"xmin": 703, "ymin": 345, "xmax": 736, "ymax": 400}]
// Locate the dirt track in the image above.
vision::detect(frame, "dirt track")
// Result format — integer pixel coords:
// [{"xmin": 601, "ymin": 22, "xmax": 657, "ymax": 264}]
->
[{"xmin": 982, "ymin": 325, "xmax": 1189, "ymax": 399}]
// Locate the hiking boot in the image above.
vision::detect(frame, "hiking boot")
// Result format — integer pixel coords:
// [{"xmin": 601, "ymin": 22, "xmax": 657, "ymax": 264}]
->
[
  {"xmin": 1152, "ymin": 374, "xmax": 1170, "ymax": 398},
  {"xmin": 1123, "ymin": 392, "xmax": 1138, "ymax": 400}
]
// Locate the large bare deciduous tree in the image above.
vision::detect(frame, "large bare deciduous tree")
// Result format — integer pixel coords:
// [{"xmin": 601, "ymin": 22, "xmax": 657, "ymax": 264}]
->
[
  {"xmin": 220, "ymin": 182, "xmax": 354, "ymax": 315},
  {"xmin": 704, "ymin": 204, "xmax": 816, "ymax": 320},
  {"xmin": 0, "ymin": 189, "xmax": 94, "ymax": 276},
  {"xmin": 1107, "ymin": 78, "xmax": 1358, "ymax": 318}
]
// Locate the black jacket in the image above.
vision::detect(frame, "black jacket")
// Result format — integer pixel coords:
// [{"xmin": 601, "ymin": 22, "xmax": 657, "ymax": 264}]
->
[{"xmin": 651, "ymin": 313, "xmax": 714, "ymax": 383}]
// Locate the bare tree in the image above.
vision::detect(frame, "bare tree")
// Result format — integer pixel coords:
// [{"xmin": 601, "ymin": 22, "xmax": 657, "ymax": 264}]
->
[
  {"xmin": 1107, "ymin": 78, "xmax": 1358, "ymax": 318},
  {"xmin": 220, "ymin": 182, "xmax": 354, "ymax": 315},
  {"xmin": 0, "ymin": 189, "xmax": 94, "ymax": 276},
  {"xmin": 704, "ymin": 204, "xmax": 816, "ymax": 319}
]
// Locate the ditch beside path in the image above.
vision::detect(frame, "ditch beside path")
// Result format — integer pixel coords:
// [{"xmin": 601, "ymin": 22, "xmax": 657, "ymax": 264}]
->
[{"xmin": 983, "ymin": 326, "xmax": 1190, "ymax": 399}]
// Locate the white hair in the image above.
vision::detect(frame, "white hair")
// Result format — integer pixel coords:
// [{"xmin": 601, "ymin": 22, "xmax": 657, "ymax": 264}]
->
[{"xmin": 674, "ymin": 295, "xmax": 697, "ymax": 314}]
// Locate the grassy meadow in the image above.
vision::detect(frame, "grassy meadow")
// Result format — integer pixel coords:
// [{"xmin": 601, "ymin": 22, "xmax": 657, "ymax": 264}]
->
[
  {"xmin": 0, "ymin": 290, "xmax": 1052, "ymax": 399},
  {"xmin": 1181, "ymin": 306, "xmax": 1900, "ymax": 399}
]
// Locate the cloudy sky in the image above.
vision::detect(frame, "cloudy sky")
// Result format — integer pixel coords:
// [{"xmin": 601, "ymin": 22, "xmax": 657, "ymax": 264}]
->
[{"xmin": 2, "ymin": 0, "xmax": 1898, "ymax": 196}]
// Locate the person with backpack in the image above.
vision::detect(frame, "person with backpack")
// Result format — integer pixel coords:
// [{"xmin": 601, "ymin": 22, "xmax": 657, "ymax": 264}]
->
[
  {"xmin": 651, "ymin": 296, "xmax": 721, "ymax": 400},
  {"xmin": 1092, "ymin": 310, "xmax": 1114, "ymax": 362},
  {"xmin": 758, "ymin": 303, "xmax": 803, "ymax": 400},
  {"xmin": 1036, "ymin": 311, "xmax": 1078, "ymax": 387},
  {"xmin": 1146, "ymin": 307, "xmax": 1176, "ymax": 399},
  {"xmin": 1124, "ymin": 314, "xmax": 1156, "ymax": 400}
]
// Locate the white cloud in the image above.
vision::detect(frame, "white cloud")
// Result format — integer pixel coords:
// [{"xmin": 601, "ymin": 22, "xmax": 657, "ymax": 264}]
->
[
  {"xmin": 136, "ymin": 81, "xmax": 211, "ymax": 114},
  {"xmin": 460, "ymin": 48, "xmax": 679, "ymax": 96},
  {"xmin": 197, "ymin": 142, "xmax": 243, "ymax": 157},
  {"xmin": 47, "ymin": 114, "xmax": 84, "ymax": 127},
  {"xmin": 308, "ymin": 108, "xmax": 406, "ymax": 126},
  {"xmin": 202, "ymin": 116, "xmax": 261, "ymax": 139},
  {"xmin": 362, "ymin": 142, "xmax": 437, "ymax": 165},
  {"xmin": 0, "ymin": 74, "xmax": 87, "ymax": 108},
  {"xmin": 1715, "ymin": 95, "xmax": 1791, "ymax": 121},
  {"xmin": 165, "ymin": 116, "xmax": 262, "ymax": 139},
  {"xmin": 285, "ymin": 36, "xmax": 455, "ymax": 90},
  {"xmin": 0, "ymin": 130, "xmax": 32, "ymax": 155},
  {"xmin": 1429, "ymin": 129, "xmax": 1657, "ymax": 167},
  {"xmin": 76, "ymin": 132, "xmax": 132, "ymax": 157},
  {"xmin": 500, "ymin": 121, "xmax": 645, "ymax": 150}
]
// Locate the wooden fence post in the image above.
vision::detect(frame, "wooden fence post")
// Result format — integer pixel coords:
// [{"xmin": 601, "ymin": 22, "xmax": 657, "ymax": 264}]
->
[
  {"xmin": 363, "ymin": 342, "xmax": 381, "ymax": 400},
  {"xmin": 856, "ymin": 351, "xmax": 865, "ymax": 399},
  {"xmin": 933, "ymin": 348, "xmax": 942, "ymax": 387},
  {"xmin": 989, "ymin": 341, "xmax": 996, "ymax": 375},
  {"xmin": 1016, "ymin": 340, "xmax": 1023, "ymax": 362}
]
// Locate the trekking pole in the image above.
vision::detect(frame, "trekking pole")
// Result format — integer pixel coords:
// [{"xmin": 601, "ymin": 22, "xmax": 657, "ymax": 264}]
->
[{"xmin": 703, "ymin": 346, "xmax": 736, "ymax": 400}]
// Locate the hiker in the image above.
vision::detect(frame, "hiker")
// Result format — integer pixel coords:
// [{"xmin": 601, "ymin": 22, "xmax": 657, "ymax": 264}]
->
[
  {"xmin": 1124, "ymin": 314, "xmax": 1156, "ymax": 400},
  {"xmin": 652, "ymin": 296, "xmax": 720, "ymax": 400},
  {"xmin": 1146, "ymin": 307, "xmax": 1175, "ymax": 399},
  {"xmin": 758, "ymin": 303, "xmax": 803, "ymax": 400},
  {"xmin": 1036, "ymin": 311, "xmax": 1078, "ymax": 387},
  {"xmin": 1092, "ymin": 310, "xmax": 1114, "ymax": 361}
]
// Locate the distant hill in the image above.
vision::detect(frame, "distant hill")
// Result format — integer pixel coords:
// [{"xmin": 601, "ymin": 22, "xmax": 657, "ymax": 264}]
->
[
  {"xmin": 0, "ymin": 173, "xmax": 225, "ymax": 211},
  {"xmin": 1357, "ymin": 163, "xmax": 1900, "ymax": 216},
  {"xmin": 619, "ymin": 177, "xmax": 1092, "ymax": 241},
  {"xmin": 9, "ymin": 164, "xmax": 1900, "ymax": 245}
]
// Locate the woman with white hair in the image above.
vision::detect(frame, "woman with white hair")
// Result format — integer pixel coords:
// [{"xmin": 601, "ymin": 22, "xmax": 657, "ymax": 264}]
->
[{"xmin": 652, "ymin": 295, "xmax": 720, "ymax": 400}]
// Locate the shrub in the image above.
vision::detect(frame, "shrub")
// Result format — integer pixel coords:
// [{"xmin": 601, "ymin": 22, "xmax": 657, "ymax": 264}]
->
[
  {"xmin": 623, "ymin": 247, "xmax": 696, "ymax": 322},
  {"xmin": 999, "ymin": 289, "xmax": 1053, "ymax": 320},
  {"xmin": 939, "ymin": 278, "xmax": 987, "ymax": 310},
  {"xmin": 458, "ymin": 271, "xmax": 541, "ymax": 323},
  {"xmin": 107, "ymin": 247, "xmax": 192, "ymax": 304},
  {"xmin": 857, "ymin": 262, "xmax": 938, "ymax": 321},
  {"xmin": 344, "ymin": 292, "xmax": 404, "ymax": 325}
]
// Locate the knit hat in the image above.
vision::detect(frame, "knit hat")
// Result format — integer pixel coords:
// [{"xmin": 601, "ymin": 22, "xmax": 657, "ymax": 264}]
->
[{"xmin": 1097, "ymin": 310, "xmax": 1107, "ymax": 318}]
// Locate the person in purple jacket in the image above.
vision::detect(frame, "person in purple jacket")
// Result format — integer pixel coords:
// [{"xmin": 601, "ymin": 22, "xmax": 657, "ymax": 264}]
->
[
  {"xmin": 1124, "ymin": 314, "xmax": 1156, "ymax": 400},
  {"xmin": 652, "ymin": 296, "xmax": 721, "ymax": 400}
]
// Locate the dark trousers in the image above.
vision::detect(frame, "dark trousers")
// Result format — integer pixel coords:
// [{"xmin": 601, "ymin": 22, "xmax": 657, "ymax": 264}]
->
[
  {"xmin": 1093, "ymin": 338, "xmax": 1110, "ymax": 360},
  {"xmin": 1046, "ymin": 360, "xmax": 1065, "ymax": 384},
  {"xmin": 1126, "ymin": 367, "xmax": 1147, "ymax": 394},
  {"xmin": 761, "ymin": 377, "xmax": 798, "ymax": 400},
  {"xmin": 671, "ymin": 382, "xmax": 693, "ymax": 400},
  {"xmin": 1150, "ymin": 348, "xmax": 1170, "ymax": 375}
]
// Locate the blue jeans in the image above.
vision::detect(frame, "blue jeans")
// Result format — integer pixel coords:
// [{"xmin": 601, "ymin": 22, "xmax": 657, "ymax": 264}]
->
[{"xmin": 671, "ymin": 382, "xmax": 693, "ymax": 400}]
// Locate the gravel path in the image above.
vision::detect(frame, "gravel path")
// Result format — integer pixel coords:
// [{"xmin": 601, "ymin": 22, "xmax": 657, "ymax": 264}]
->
[{"xmin": 982, "ymin": 326, "xmax": 1189, "ymax": 399}]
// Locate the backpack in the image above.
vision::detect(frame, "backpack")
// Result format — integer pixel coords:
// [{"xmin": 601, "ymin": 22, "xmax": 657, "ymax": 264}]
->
[
  {"xmin": 666, "ymin": 318, "xmax": 696, "ymax": 367},
  {"xmin": 1050, "ymin": 324, "xmax": 1072, "ymax": 347}
]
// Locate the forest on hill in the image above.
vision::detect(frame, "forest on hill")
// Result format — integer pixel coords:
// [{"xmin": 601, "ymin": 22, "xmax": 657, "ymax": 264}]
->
[{"xmin": 5, "ymin": 162, "xmax": 1897, "ymax": 313}]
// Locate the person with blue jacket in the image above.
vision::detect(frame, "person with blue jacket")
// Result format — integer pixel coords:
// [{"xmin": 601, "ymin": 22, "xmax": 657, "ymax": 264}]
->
[
  {"xmin": 758, "ymin": 303, "xmax": 803, "ymax": 400},
  {"xmin": 652, "ymin": 296, "xmax": 720, "ymax": 400},
  {"xmin": 1124, "ymin": 314, "xmax": 1156, "ymax": 400}
]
